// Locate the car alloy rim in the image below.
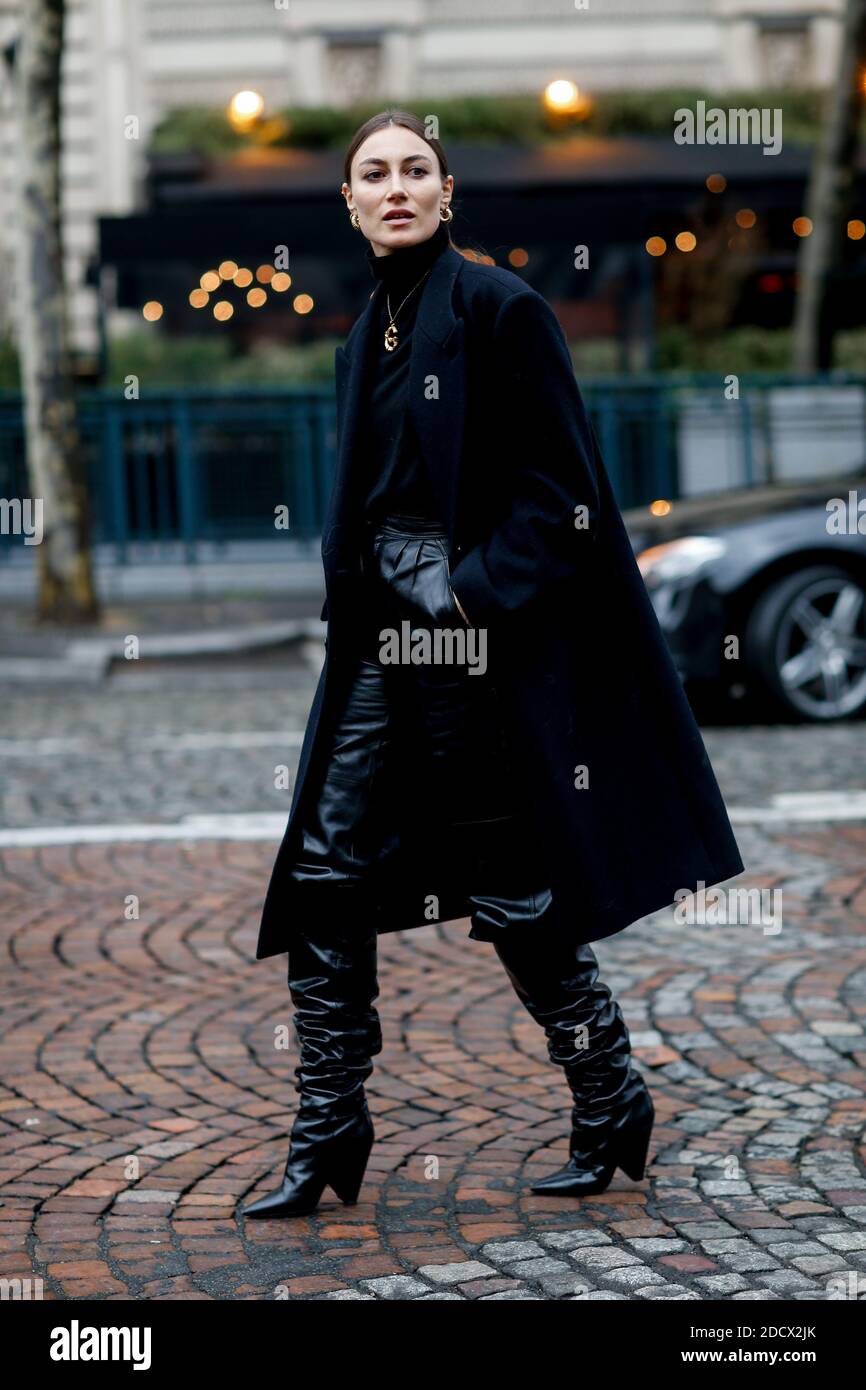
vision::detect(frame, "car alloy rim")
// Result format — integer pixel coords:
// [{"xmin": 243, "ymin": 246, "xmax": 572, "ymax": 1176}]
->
[{"xmin": 775, "ymin": 576, "xmax": 866, "ymax": 718}]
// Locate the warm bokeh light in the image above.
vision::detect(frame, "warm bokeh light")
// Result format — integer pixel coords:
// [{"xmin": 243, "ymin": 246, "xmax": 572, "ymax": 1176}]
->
[
  {"xmin": 508, "ymin": 248, "xmax": 529, "ymax": 267},
  {"xmin": 189, "ymin": 289, "xmax": 209, "ymax": 308},
  {"xmin": 234, "ymin": 267, "xmax": 253, "ymax": 287},
  {"xmin": 200, "ymin": 270, "xmax": 221, "ymax": 292},
  {"xmin": 256, "ymin": 264, "xmax": 275, "ymax": 283},
  {"xmin": 735, "ymin": 208, "xmax": 756, "ymax": 229},
  {"xmin": 543, "ymin": 79, "xmax": 582, "ymax": 114},
  {"xmin": 649, "ymin": 499, "xmax": 672, "ymax": 517},
  {"xmin": 645, "ymin": 236, "xmax": 666, "ymax": 257},
  {"xmin": 793, "ymin": 216, "xmax": 813, "ymax": 237},
  {"xmin": 848, "ymin": 219, "xmax": 866, "ymax": 241},
  {"xmin": 706, "ymin": 174, "xmax": 727, "ymax": 193},
  {"xmin": 218, "ymin": 260, "xmax": 239, "ymax": 281},
  {"xmin": 228, "ymin": 90, "xmax": 264, "ymax": 130},
  {"xmin": 293, "ymin": 294, "xmax": 314, "ymax": 315},
  {"xmin": 247, "ymin": 287, "xmax": 267, "ymax": 307},
  {"xmin": 213, "ymin": 300, "xmax": 234, "ymax": 321},
  {"xmin": 142, "ymin": 301, "xmax": 163, "ymax": 321},
  {"xmin": 675, "ymin": 231, "xmax": 696, "ymax": 252},
  {"xmin": 270, "ymin": 272, "xmax": 291, "ymax": 292}
]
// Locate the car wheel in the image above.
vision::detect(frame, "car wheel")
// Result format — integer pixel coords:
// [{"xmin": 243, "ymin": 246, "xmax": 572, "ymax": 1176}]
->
[{"xmin": 743, "ymin": 565, "xmax": 866, "ymax": 721}]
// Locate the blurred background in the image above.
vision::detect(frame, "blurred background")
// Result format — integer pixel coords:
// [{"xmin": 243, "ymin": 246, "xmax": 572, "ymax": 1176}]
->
[{"xmin": 1, "ymin": 0, "xmax": 866, "ymax": 748}]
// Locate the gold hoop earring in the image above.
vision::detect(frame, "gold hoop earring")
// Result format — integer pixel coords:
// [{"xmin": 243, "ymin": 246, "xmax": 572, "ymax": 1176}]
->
[
  {"xmin": 440, "ymin": 205, "xmax": 453, "ymax": 223},
  {"xmin": 349, "ymin": 209, "xmax": 361, "ymax": 231}
]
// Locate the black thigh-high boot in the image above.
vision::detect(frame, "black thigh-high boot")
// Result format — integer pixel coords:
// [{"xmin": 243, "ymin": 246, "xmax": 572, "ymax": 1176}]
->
[
  {"xmin": 241, "ymin": 893, "xmax": 382, "ymax": 1220},
  {"xmin": 490, "ymin": 924, "xmax": 654, "ymax": 1196}
]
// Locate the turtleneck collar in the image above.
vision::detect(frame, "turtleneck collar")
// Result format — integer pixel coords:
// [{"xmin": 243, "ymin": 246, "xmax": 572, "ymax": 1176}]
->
[{"xmin": 365, "ymin": 218, "xmax": 451, "ymax": 293}]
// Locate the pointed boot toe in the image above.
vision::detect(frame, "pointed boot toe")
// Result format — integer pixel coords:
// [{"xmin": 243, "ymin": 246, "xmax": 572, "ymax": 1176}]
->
[
  {"xmin": 530, "ymin": 1156, "xmax": 617, "ymax": 1197},
  {"xmin": 241, "ymin": 1181, "xmax": 321, "ymax": 1220},
  {"xmin": 240, "ymin": 1111, "xmax": 374, "ymax": 1221},
  {"xmin": 530, "ymin": 1088, "xmax": 654, "ymax": 1198}
]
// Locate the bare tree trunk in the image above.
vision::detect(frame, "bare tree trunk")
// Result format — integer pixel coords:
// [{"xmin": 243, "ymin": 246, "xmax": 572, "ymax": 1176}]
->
[
  {"xmin": 792, "ymin": 0, "xmax": 866, "ymax": 372},
  {"xmin": 14, "ymin": 0, "xmax": 99, "ymax": 622}
]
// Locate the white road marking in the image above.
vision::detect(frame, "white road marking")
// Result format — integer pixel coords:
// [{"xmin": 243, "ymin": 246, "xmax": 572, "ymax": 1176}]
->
[
  {"xmin": 0, "ymin": 732, "xmax": 304, "ymax": 756},
  {"xmin": 0, "ymin": 791, "xmax": 865, "ymax": 848},
  {"xmin": 0, "ymin": 814, "xmax": 289, "ymax": 847},
  {"xmin": 729, "ymin": 790, "xmax": 866, "ymax": 822}
]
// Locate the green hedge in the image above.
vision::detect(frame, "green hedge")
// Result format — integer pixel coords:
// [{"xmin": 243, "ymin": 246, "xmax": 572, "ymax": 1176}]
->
[
  {"xmin": 149, "ymin": 88, "xmax": 836, "ymax": 157},
  {"xmin": 655, "ymin": 326, "xmax": 866, "ymax": 373},
  {"xmin": 1, "ymin": 326, "xmax": 863, "ymax": 391},
  {"xmin": 98, "ymin": 325, "xmax": 866, "ymax": 382},
  {"xmin": 104, "ymin": 332, "xmax": 344, "ymax": 387},
  {"xmin": 571, "ymin": 328, "xmax": 866, "ymax": 374}
]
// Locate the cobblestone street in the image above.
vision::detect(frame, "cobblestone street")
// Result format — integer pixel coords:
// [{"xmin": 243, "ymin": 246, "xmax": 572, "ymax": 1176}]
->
[{"xmin": 2, "ymin": 653, "xmax": 866, "ymax": 1302}]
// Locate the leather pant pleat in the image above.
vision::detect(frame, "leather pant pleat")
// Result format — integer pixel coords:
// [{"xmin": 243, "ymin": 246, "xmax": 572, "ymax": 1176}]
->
[{"xmin": 289, "ymin": 514, "xmax": 546, "ymax": 942}]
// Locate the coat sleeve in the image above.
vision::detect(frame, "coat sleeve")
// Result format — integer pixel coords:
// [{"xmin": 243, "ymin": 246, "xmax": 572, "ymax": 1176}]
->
[{"xmin": 447, "ymin": 288, "xmax": 600, "ymax": 626}]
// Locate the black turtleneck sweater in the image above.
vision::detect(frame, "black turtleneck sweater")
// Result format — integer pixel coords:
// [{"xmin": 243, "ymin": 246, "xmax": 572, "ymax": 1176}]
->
[{"xmin": 359, "ymin": 218, "xmax": 452, "ymax": 523}]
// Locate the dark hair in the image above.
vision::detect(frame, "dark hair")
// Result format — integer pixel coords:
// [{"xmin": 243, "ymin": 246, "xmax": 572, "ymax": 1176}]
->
[
  {"xmin": 343, "ymin": 108, "xmax": 493, "ymax": 263},
  {"xmin": 343, "ymin": 108, "xmax": 448, "ymax": 189}
]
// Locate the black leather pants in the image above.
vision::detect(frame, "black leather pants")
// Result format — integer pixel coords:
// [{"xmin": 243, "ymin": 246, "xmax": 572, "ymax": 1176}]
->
[
  {"xmin": 289, "ymin": 512, "xmax": 557, "ymax": 943},
  {"xmin": 275, "ymin": 514, "xmax": 645, "ymax": 1199}
]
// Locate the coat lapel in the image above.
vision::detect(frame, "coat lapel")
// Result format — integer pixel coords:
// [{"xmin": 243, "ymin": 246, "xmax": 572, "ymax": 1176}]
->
[
  {"xmin": 409, "ymin": 245, "xmax": 467, "ymax": 536},
  {"xmin": 326, "ymin": 244, "xmax": 468, "ymax": 558},
  {"xmin": 324, "ymin": 284, "xmax": 381, "ymax": 554}
]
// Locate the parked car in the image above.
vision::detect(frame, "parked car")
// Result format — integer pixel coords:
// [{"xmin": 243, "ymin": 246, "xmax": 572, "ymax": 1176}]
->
[{"xmin": 623, "ymin": 468, "xmax": 866, "ymax": 722}]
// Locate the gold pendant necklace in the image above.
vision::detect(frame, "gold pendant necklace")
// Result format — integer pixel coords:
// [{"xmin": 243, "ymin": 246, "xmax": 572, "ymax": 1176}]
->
[{"xmin": 384, "ymin": 269, "xmax": 432, "ymax": 351}]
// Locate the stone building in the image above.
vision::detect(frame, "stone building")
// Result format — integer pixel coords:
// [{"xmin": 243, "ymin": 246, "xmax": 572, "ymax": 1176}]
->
[{"xmin": 0, "ymin": 0, "xmax": 845, "ymax": 354}]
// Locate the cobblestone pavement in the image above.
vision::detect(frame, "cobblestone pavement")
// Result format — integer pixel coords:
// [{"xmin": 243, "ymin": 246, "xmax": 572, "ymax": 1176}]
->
[
  {"xmin": 1, "ymin": 657, "xmax": 865, "ymax": 1300},
  {"xmin": 1, "ymin": 652, "xmax": 865, "ymax": 824}
]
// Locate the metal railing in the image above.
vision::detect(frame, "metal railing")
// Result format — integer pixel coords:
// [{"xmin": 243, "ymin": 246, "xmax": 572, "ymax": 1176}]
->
[{"xmin": 1, "ymin": 374, "xmax": 864, "ymax": 564}]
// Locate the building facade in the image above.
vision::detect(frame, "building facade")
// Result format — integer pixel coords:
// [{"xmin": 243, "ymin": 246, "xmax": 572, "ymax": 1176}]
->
[{"xmin": 0, "ymin": 0, "xmax": 845, "ymax": 353}]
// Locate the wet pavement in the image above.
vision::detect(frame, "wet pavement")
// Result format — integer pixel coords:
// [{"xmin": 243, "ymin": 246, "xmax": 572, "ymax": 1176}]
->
[{"xmin": 1, "ymin": 652, "xmax": 865, "ymax": 1301}]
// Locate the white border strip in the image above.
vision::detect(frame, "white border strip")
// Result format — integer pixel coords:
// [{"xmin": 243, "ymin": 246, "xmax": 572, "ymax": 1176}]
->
[
  {"xmin": 0, "ymin": 814, "xmax": 288, "ymax": 847},
  {"xmin": 1, "ymin": 792, "xmax": 866, "ymax": 849}
]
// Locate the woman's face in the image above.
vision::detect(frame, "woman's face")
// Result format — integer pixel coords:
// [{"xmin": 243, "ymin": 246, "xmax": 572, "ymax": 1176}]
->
[{"xmin": 343, "ymin": 125, "xmax": 453, "ymax": 257}]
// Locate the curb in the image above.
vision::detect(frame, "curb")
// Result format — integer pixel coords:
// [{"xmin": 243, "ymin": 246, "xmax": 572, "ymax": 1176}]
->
[{"xmin": 0, "ymin": 618, "xmax": 326, "ymax": 685}]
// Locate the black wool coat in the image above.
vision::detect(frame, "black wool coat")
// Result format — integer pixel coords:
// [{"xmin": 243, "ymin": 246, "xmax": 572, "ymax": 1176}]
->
[{"xmin": 255, "ymin": 242, "xmax": 745, "ymax": 960}]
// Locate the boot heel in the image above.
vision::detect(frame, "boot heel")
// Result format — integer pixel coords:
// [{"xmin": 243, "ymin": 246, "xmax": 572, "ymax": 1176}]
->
[
  {"xmin": 328, "ymin": 1126, "xmax": 374, "ymax": 1204},
  {"xmin": 617, "ymin": 1108, "xmax": 653, "ymax": 1182}
]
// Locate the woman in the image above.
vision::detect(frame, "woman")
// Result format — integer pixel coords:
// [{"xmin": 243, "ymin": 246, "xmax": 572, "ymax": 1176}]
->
[{"xmin": 241, "ymin": 110, "xmax": 744, "ymax": 1221}]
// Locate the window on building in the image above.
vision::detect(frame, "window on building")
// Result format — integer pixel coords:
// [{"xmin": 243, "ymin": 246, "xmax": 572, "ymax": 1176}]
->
[
  {"xmin": 326, "ymin": 37, "xmax": 383, "ymax": 106},
  {"xmin": 757, "ymin": 21, "xmax": 812, "ymax": 87}
]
